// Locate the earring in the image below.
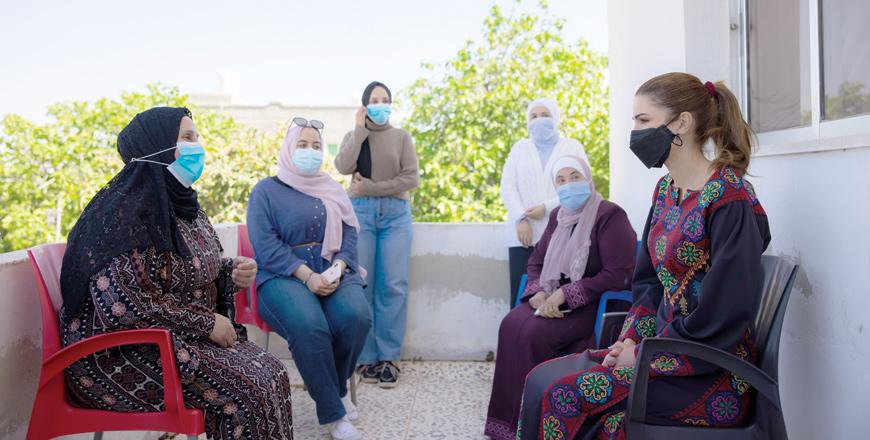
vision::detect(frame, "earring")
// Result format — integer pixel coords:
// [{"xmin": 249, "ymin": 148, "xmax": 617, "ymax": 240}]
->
[{"xmin": 673, "ymin": 134, "xmax": 684, "ymax": 147}]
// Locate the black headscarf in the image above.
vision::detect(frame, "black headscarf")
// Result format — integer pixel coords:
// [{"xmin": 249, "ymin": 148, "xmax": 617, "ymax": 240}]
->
[
  {"xmin": 59, "ymin": 107, "xmax": 201, "ymax": 322},
  {"xmin": 357, "ymin": 81, "xmax": 392, "ymax": 178},
  {"xmin": 361, "ymin": 81, "xmax": 392, "ymax": 105}
]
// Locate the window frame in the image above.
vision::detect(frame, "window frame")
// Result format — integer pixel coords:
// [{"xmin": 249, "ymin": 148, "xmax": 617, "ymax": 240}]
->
[{"xmin": 735, "ymin": 0, "xmax": 870, "ymax": 157}]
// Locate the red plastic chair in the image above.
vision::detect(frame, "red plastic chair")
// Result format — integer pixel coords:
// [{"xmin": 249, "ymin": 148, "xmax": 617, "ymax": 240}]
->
[
  {"xmin": 26, "ymin": 243, "xmax": 204, "ymax": 440},
  {"xmin": 235, "ymin": 224, "xmax": 273, "ymax": 350}
]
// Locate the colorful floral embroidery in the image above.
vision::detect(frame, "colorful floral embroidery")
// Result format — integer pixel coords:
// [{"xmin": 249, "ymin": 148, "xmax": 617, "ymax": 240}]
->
[
  {"xmin": 549, "ymin": 385, "xmax": 580, "ymax": 417},
  {"xmin": 651, "ymin": 199, "xmax": 665, "ymax": 224},
  {"xmin": 663, "ymin": 206, "xmax": 682, "ymax": 231},
  {"xmin": 721, "ymin": 167, "xmax": 741, "ymax": 188},
  {"xmin": 683, "ymin": 417, "xmax": 711, "ymax": 427},
  {"xmin": 680, "ymin": 208, "xmax": 704, "ymax": 242},
  {"xmin": 706, "ymin": 392, "xmax": 740, "ymax": 424},
  {"xmin": 650, "ymin": 353, "xmax": 681, "ymax": 374},
  {"xmin": 611, "ymin": 367, "xmax": 634, "ymax": 385},
  {"xmin": 542, "ymin": 414, "xmax": 565, "ymax": 440},
  {"xmin": 621, "ymin": 315, "xmax": 634, "ymax": 334},
  {"xmin": 730, "ymin": 374, "xmax": 750, "ymax": 395},
  {"xmin": 656, "ymin": 265, "xmax": 678, "ymax": 292},
  {"xmin": 676, "ymin": 241, "xmax": 704, "ymax": 266},
  {"xmin": 635, "ymin": 316, "xmax": 657, "ymax": 338},
  {"xmin": 690, "ymin": 279, "xmax": 702, "ymax": 297},
  {"xmin": 576, "ymin": 371, "xmax": 613, "ymax": 404},
  {"xmin": 603, "ymin": 411, "xmax": 625, "ymax": 434},
  {"xmin": 654, "ymin": 235, "xmax": 668, "ymax": 261},
  {"xmin": 699, "ymin": 180, "xmax": 725, "ymax": 208}
]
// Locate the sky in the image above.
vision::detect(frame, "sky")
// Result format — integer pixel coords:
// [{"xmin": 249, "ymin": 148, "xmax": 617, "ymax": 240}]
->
[{"xmin": 0, "ymin": 0, "xmax": 608, "ymax": 121}]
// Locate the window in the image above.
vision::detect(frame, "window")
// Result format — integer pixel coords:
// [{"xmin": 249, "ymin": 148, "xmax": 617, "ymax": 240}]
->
[
  {"xmin": 747, "ymin": 0, "xmax": 812, "ymax": 133},
  {"xmin": 820, "ymin": 0, "xmax": 870, "ymax": 120}
]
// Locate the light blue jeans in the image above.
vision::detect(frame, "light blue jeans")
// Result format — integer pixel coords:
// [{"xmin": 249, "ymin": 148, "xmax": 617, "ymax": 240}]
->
[
  {"xmin": 352, "ymin": 196, "xmax": 413, "ymax": 364},
  {"xmin": 258, "ymin": 278, "xmax": 371, "ymax": 424}
]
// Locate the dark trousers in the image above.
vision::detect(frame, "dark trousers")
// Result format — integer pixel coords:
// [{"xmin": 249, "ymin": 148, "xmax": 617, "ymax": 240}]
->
[{"xmin": 509, "ymin": 246, "xmax": 534, "ymax": 306}]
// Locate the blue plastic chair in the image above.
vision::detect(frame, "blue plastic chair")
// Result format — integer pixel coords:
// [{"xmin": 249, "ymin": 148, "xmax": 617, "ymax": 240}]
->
[{"xmin": 513, "ymin": 274, "xmax": 528, "ymax": 308}]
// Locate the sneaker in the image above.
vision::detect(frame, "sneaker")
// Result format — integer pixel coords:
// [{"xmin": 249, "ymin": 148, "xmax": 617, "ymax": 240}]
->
[
  {"xmin": 378, "ymin": 361, "xmax": 400, "ymax": 389},
  {"xmin": 341, "ymin": 393, "xmax": 358, "ymax": 422},
  {"xmin": 356, "ymin": 364, "xmax": 381, "ymax": 384},
  {"xmin": 327, "ymin": 416, "xmax": 360, "ymax": 440}
]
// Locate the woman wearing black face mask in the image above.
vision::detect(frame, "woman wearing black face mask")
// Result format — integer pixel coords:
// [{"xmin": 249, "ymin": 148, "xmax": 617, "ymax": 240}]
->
[{"xmin": 514, "ymin": 73, "xmax": 771, "ymax": 439}]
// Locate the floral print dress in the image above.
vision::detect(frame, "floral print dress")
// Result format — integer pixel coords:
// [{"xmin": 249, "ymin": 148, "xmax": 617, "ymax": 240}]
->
[
  {"xmin": 526, "ymin": 166, "xmax": 770, "ymax": 440},
  {"xmin": 62, "ymin": 212, "xmax": 294, "ymax": 439}
]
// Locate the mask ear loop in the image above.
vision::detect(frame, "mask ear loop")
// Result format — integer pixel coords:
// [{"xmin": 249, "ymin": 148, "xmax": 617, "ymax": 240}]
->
[
  {"xmin": 130, "ymin": 146, "xmax": 177, "ymax": 166},
  {"xmin": 673, "ymin": 134, "xmax": 684, "ymax": 147}
]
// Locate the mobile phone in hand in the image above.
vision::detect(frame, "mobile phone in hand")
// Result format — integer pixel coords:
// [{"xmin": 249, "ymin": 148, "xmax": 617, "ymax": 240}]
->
[{"xmin": 321, "ymin": 264, "xmax": 342, "ymax": 284}]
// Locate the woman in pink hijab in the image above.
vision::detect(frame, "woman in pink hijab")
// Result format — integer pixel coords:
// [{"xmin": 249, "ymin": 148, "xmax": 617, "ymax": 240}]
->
[
  {"xmin": 485, "ymin": 156, "xmax": 637, "ymax": 440},
  {"xmin": 247, "ymin": 118, "xmax": 372, "ymax": 440}
]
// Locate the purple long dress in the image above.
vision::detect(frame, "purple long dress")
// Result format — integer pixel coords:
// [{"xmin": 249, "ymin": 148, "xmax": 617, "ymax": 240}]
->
[{"xmin": 485, "ymin": 200, "xmax": 637, "ymax": 440}]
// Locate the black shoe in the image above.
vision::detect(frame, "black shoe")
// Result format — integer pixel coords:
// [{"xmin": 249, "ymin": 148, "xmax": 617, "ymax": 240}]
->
[
  {"xmin": 356, "ymin": 364, "xmax": 381, "ymax": 384},
  {"xmin": 378, "ymin": 361, "xmax": 400, "ymax": 389}
]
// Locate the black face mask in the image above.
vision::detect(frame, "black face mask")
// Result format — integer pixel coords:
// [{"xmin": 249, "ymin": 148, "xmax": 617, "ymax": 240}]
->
[{"xmin": 629, "ymin": 120, "xmax": 681, "ymax": 169}]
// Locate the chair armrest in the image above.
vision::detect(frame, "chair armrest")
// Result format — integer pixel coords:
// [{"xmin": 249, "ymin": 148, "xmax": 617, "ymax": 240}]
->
[
  {"xmin": 626, "ymin": 337, "xmax": 781, "ymax": 426},
  {"xmin": 596, "ymin": 311, "xmax": 628, "ymax": 348},
  {"xmin": 594, "ymin": 291, "xmax": 633, "ymax": 346},
  {"xmin": 41, "ymin": 329, "xmax": 187, "ymax": 414}
]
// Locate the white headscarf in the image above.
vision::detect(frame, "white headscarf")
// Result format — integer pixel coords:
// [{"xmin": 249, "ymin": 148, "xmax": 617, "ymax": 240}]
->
[{"xmin": 526, "ymin": 98, "xmax": 561, "ymax": 126}]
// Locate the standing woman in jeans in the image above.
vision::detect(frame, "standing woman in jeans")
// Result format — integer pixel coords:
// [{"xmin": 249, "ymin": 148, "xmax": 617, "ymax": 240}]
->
[{"xmin": 335, "ymin": 81, "xmax": 420, "ymax": 388}]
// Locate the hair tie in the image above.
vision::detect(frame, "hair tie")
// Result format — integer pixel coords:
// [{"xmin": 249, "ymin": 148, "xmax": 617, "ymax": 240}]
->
[{"xmin": 704, "ymin": 81, "xmax": 717, "ymax": 98}]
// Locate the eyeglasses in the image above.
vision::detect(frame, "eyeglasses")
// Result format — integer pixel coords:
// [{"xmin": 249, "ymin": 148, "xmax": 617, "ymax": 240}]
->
[{"xmin": 292, "ymin": 117, "xmax": 324, "ymax": 131}]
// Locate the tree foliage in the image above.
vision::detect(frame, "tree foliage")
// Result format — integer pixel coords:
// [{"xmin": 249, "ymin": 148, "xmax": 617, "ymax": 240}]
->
[
  {"xmin": 0, "ymin": 84, "xmax": 284, "ymax": 253},
  {"xmin": 401, "ymin": 2, "xmax": 609, "ymax": 222}
]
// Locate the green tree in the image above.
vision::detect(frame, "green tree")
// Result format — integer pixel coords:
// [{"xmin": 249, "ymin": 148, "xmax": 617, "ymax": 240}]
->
[
  {"xmin": 0, "ymin": 84, "xmax": 282, "ymax": 253},
  {"xmin": 401, "ymin": 1, "xmax": 609, "ymax": 222}
]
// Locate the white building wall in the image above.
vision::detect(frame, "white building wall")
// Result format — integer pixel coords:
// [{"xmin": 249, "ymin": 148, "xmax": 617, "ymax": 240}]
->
[{"xmin": 608, "ymin": 1, "xmax": 870, "ymax": 438}]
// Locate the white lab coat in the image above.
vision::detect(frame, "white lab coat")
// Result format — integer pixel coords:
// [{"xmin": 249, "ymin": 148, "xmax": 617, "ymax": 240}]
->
[{"xmin": 500, "ymin": 137, "xmax": 588, "ymax": 247}]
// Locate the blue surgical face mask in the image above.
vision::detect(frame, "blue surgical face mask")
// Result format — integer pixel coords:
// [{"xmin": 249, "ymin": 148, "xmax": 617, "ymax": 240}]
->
[
  {"xmin": 367, "ymin": 103, "xmax": 392, "ymax": 125},
  {"xmin": 131, "ymin": 142, "xmax": 206, "ymax": 188},
  {"xmin": 293, "ymin": 148, "xmax": 323, "ymax": 174},
  {"xmin": 557, "ymin": 181, "xmax": 592, "ymax": 211},
  {"xmin": 528, "ymin": 117, "xmax": 560, "ymax": 148}
]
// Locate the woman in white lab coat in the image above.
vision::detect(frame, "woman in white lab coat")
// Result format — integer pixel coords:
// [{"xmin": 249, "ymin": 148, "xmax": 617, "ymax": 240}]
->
[{"xmin": 499, "ymin": 98, "xmax": 588, "ymax": 305}]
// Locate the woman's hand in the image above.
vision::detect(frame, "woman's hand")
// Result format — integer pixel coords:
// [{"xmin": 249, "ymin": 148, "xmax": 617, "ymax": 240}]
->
[
  {"xmin": 231, "ymin": 256, "xmax": 257, "ymax": 289},
  {"xmin": 209, "ymin": 313, "xmax": 238, "ymax": 348},
  {"xmin": 516, "ymin": 219, "xmax": 533, "ymax": 247},
  {"xmin": 603, "ymin": 339, "xmax": 637, "ymax": 367},
  {"xmin": 537, "ymin": 288, "xmax": 567, "ymax": 319},
  {"xmin": 524, "ymin": 204, "xmax": 546, "ymax": 220},
  {"xmin": 355, "ymin": 106, "xmax": 367, "ymax": 127},
  {"xmin": 352, "ymin": 173, "xmax": 366, "ymax": 195},
  {"xmin": 528, "ymin": 291, "xmax": 549, "ymax": 309},
  {"xmin": 306, "ymin": 273, "xmax": 339, "ymax": 297}
]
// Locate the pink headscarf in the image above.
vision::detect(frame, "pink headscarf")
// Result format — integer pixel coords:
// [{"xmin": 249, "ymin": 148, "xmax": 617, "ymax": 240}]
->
[
  {"xmin": 539, "ymin": 155, "xmax": 604, "ymax": 293},
  {"xmin": 277, "ymin": 125, "xmax": 362, "ymax": 270}
]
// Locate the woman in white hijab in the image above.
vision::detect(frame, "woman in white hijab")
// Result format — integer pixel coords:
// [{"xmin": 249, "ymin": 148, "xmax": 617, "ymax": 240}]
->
[{"xmin": 500, "ymin": 98, "xmax": 589, "ymax": 305}]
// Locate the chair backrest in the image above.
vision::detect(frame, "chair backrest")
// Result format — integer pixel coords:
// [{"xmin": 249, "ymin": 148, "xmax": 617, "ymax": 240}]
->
[
  {"xmin": 753, "ymin": 255, "xmax": 799, "ymax": 381},
  {"xmin": 235, "ymin": 224, "xmax": 270, "ymax": 331},
  {"xmin": 27, "ymin": 243, "xmax": 68, "ymax": 361}
]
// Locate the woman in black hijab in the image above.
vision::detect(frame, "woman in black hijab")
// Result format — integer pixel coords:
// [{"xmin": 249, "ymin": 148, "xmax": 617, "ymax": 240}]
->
[{"xmin": 59, "ymin": 107, "xmax": 294, "ymax": 440}]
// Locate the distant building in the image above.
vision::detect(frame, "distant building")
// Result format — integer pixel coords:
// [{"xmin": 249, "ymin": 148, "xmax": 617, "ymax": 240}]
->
[{"xmin": 190, "ymin": 74, "xmax": 357, "ymax": 157}]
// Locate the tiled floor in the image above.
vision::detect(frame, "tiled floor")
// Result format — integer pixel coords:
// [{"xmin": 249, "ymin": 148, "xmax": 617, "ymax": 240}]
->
[
  {"xmin": 58, "ymin": 361, "xmax": 496, "ymax": 440},
  {"xmin": 285, "ymin": 360, "xmax": 494, "ymax": 440}
]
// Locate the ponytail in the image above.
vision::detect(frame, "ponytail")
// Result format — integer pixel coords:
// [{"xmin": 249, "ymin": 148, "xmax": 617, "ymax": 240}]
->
[
  {"xmin": 636, "ymin": 73, "xmax": 757, "ymax": 174},
  {"xmin": 707, "ymin": 81, "xmax": 756, "ymax": 174}
]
